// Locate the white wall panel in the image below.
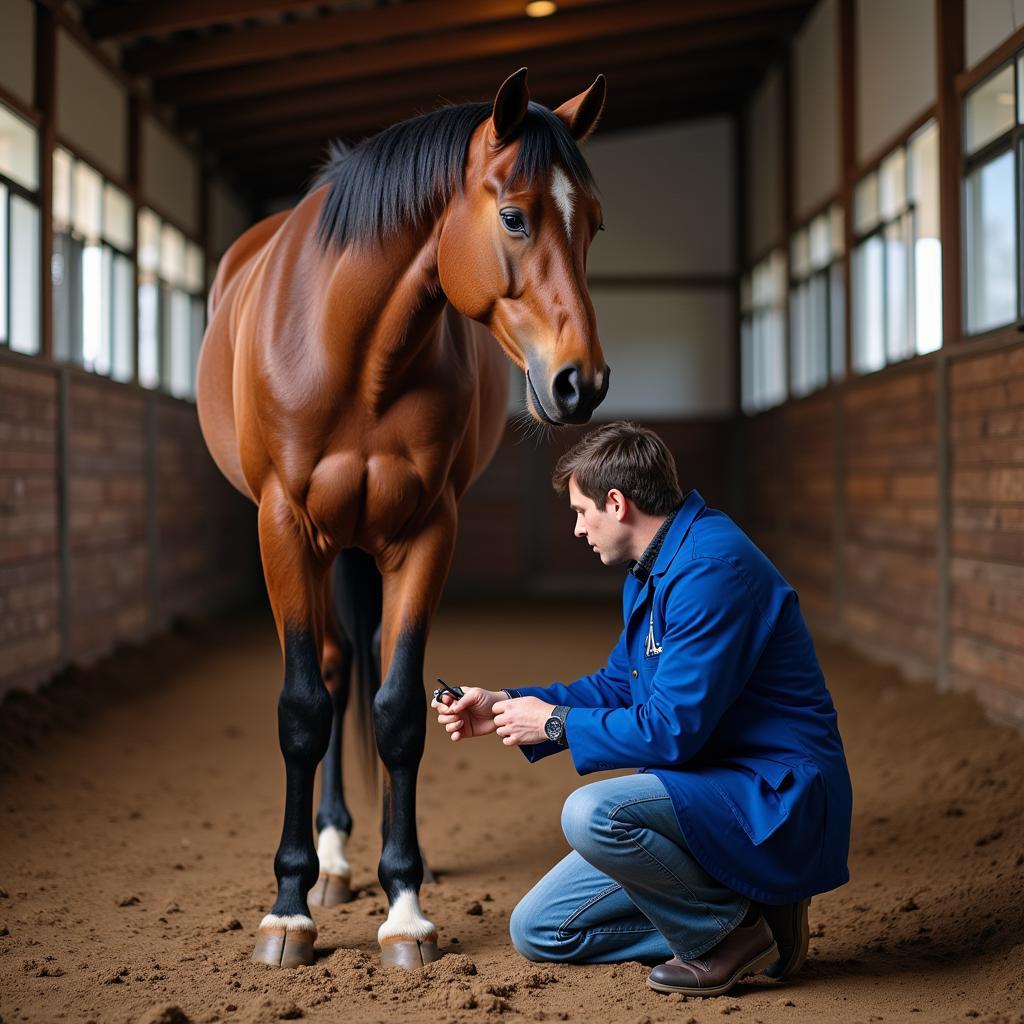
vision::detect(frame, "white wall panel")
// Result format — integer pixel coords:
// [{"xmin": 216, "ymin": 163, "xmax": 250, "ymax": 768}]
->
[
  {"xmin": 857, "ymin": 0, "xmax": 936, "ymax": 162},
  {"xmin": 793, "ymin": 0, "xmax": 840, "ymax": 219},
  {"xmin": 586, "ymin": 287, "xmax": 735, "ymax": 418},
  {"xmin": 966, "ymin": 0, "xmax": 1024, "ymax": 68},
  {"xmin": 583, "ymin": 118, "xmax": 734, "ymax": 275},
  {"xmin": 746, "ymin": 67, "xmax": 783, "ymax": 261},
  {"xmin": 0, "ymin": 0, "xmax": 34, "ymax": 109},
  {"xmin": 56, "ymin": 30, "xmax": 127, "ymax": 180},
  {"xmin": 142, "ymin": 116, "xmax": 199, "ymax": 237},
  {"xmin": 209, "ymin": 178, "xmax": 252, "ymax": 258}
]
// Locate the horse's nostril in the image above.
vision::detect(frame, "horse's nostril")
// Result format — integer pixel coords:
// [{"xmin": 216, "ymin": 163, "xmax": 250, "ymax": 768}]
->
[{"xmin": 553, "ymin": 365, "xmax": 581, "ymax": 410}]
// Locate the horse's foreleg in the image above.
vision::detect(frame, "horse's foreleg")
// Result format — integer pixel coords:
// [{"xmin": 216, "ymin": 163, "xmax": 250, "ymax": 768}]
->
[
  {"xmin": 310, "ymin": 616, "xmax": 355, "ymax": 908},
  {"xmin": 374, "ymin": 495, "xmax": 456, "ymax": 969},
  {"xmin": 252, "ymin": 485, "xmax": 334, "ymax": 968}
]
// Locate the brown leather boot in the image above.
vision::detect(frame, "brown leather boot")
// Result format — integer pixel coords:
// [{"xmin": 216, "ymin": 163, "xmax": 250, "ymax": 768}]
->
[
  {"xmin": 759, "ymin": 898, "xmax": 810, "ymax": 980},
  {"xmin": 647, "ymin": 915, "xmax": 778, "ymax": 997}
]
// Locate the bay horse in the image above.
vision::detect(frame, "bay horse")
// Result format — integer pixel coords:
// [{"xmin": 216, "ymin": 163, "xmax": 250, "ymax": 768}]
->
[{"xmin": 196, "ymin": 68, "xmax": 609, "ymax": 971}]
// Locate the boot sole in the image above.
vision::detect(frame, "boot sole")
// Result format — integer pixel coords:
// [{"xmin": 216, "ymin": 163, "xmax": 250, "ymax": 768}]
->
[
  {"xmin": 764, "ymin": 898, "xmax": 810, "ymax": 980},
  {"xmin": 646, "ymin": 941, "xmax": 779, "ymax": 997}
]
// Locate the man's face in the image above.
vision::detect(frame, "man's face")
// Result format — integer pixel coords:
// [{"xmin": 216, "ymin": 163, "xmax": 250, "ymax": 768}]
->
[{"xmin": 568, "ymin": 477, "xmax": 631, "ymax": 566}]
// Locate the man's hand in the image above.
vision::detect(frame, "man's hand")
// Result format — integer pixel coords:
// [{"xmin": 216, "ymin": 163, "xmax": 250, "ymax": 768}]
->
[
  {"xmin": 431, "ymin": 687, "xmax": 504, "ymax": 741},
  {"xmin": 492, "ymin": 696, "xmax": 555, "ymax": 747}
]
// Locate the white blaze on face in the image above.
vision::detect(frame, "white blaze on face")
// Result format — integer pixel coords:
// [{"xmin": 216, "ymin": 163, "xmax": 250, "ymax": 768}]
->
[
  {"xmin": 550, "ymin": 166, "xmax": 575, "ymax": 238},
  {"xmin": 377, "ymin": 889, "xmax": 437, "ymax": 943}
]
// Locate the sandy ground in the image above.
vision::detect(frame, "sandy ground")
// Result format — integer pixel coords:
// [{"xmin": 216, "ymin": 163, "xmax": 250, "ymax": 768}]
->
[{"xmin": 0, "ymin": 600, "xmax": 1022, "ymax": 1024}]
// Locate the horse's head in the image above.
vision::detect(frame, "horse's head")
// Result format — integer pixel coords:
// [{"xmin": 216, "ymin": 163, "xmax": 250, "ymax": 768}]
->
[{"xmin": 438, "ymin": 69, "xmax": 610, "ymax": 426}]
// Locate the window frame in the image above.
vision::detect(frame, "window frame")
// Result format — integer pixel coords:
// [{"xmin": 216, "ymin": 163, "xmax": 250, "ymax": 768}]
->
[{"xmin": 962, "ymin": 56, "xmax": 1024, "ymax": 338}]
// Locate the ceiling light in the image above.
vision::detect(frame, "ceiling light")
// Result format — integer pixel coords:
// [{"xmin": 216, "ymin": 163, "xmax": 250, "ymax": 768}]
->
[{"xmin": 526, "ymin": 1, "xmax": 557, "ymax": 17}]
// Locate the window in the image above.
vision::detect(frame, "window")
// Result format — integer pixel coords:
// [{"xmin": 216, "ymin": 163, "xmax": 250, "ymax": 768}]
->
[
  {"xmin": 52, "ymin": 147, "xmax": 134, "ymax": 380},
  {"xmin": 851, "ymin": 119, "xmax": 941, "ymax": 373},
  {"xmin": 138, "ymin": 207, "xmax": 205, "ymax": 398},
  {"xmin": 788, "ymin": 202, "xmax": 845, "ymax": 397},
  {"xmin": 964, "ymin": 59, "xmax": 1020, "ymax": 334},
  {"xmin": 741, "ymin": 250, "xmax": 787, "ymax": 414},
  {"xmin": 0, "ymin": 103, "xmax": 40, "ymax": 355}
]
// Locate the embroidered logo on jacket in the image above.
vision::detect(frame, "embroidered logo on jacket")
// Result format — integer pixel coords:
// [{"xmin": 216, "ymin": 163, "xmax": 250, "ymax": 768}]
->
[{"xmin": 645, "ymin": 607, "xmax": 663, "ymax": 657}]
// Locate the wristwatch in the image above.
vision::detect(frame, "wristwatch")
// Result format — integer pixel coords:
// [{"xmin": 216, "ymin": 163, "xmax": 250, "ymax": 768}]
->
[{"xmin": 544, "ymin": 705, "xmax": 570, "ymax": 747}]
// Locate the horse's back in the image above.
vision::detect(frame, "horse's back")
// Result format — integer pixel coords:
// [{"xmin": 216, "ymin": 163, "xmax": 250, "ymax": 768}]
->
[{"xmin": 198, "ymin": 209, "xmax": 292, "ymax": 500}]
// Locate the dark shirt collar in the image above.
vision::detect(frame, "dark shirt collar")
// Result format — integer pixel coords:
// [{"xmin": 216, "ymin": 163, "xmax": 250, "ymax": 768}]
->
[{"xmin": 628, "ymin": 504, "xmax": 682, "ymax": 584}]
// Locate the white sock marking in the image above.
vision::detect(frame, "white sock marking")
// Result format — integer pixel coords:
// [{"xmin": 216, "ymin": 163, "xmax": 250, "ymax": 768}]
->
[
  {"xmin": 316, "ymin": 826, "xmax": 351, "ymax": 878},
  {"xmin": 377, "ymin": 889, "xmax": 437, "ymax": 943},
  {"xmin": 259, "ymin": 913, "xmax": 317, "ymax": 933},
  {"xmin": 550, "ymin": 166, "xmax": 575, "ymax": 238}
]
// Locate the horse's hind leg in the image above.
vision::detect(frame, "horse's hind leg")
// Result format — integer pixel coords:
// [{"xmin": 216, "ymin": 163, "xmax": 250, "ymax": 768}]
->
[
  {"xmin": 251, "ymin": 482, "xmax": 334, "ymax": 968},
  {"xmin": 374, "ymin": 494, "xmax": 457, "ymax": 969},
  {"xmin": 309, "ymin": 597, "xmax": 355, "ymax": 908}
]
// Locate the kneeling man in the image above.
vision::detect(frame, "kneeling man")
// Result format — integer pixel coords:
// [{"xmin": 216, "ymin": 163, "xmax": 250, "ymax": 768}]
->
[{"xmin": 433, "ymin": 421, "xmax": 852, "ymax": 997}]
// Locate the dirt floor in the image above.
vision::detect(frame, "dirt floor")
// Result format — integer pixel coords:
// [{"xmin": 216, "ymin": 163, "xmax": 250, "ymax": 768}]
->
[{"xmin": 0, "ymin": 600, "xmax": 1022, "ymax": 1024}]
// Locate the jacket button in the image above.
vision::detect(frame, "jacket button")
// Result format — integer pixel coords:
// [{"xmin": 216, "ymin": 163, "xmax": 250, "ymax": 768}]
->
[{"xmin": 631, "ymin": 669, "xmax": 638, "ymax": 678}]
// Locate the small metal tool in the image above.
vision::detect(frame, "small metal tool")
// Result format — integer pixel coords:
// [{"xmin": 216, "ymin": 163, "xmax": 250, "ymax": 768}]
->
[{"xmin": 432, "ymin": 677, "xmax": 465, "ymax": 704}]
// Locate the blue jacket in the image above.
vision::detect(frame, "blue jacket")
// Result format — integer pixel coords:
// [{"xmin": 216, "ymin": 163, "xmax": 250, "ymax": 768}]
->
[{"xmin": 509, "ymin": 489, "xmax": 853, "ymax": 904}]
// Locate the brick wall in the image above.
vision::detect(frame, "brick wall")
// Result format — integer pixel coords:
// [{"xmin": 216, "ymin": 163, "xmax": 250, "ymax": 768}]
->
[
  {"xmin": 948, "ymin": 346, "xmax": 1024, "ymax": 726},
  {"xmin": 0, "ymin": 358, "xmax": 259, "ymax": 697},
  {"xmin": 0, "ymin": 364, "xmax": 61, "ymax": 693}
]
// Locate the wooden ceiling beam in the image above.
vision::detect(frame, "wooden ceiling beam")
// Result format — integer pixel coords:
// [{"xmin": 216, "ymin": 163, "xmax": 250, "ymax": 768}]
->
[
  {"xmin": 86, "ymin": 0, "xmax": 331, "ymax": 42},
  {"xmin": 192, "ymin": 43, "xmax": 771, "ymax": 142},
  {"xmin": 124, "ymin": 0, "xmax": 623, "ymax": 78},
  {"xmin": 155, "ymin": 2, "xmax": 807, "ymax": 104},
  {"xmin": 208, "ymin": 66, "xmax": 757, "ymax": 154}
]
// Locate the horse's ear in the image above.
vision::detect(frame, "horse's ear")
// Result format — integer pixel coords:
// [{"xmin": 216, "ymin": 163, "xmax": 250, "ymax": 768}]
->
[
  {"xmin": 553, "ymin": 74, "xmax": 606, "ymax": 142},
  {"xmin": 490, "ymin": 67, "xmax": 530, "ymax": 146}
]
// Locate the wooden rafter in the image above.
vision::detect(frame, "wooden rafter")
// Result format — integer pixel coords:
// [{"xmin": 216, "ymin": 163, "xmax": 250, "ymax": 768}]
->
[
  {"xmin": 86, "ymin": 0, "xmax": 331, "ymax": 42},
  {"xmin": 155, "ymin": 3, "xmax": 807, "ymax": 104},
  {"xmin": 124, "ymin": 0, "xmax": 625, "ymax": 77},
  {"xmin": 190, "ymin": 41, "xmax": 772, "ymax": 141}
]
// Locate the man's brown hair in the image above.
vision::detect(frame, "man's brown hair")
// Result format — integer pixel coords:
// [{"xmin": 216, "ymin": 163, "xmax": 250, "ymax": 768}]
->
[{"xmin": 552, "ymin": 421, "xmax": 684, "ymax": 515}]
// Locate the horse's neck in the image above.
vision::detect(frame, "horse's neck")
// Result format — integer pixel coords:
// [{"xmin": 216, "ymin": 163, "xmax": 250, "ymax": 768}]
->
[{"xmin": 322, "ymin": 225, "xmax": 449, "ymax": 408}]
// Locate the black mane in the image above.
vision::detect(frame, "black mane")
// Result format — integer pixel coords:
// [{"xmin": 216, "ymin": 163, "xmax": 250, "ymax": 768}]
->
[{"xmin": 313, "ymin": 100, "xmax": 594, "ymax": 251}]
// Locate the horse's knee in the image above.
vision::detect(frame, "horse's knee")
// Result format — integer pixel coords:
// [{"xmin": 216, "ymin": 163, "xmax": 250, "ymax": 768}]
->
[{"xmin": 278, "ymin": 629, "xmax": 333, "ymax": 765}]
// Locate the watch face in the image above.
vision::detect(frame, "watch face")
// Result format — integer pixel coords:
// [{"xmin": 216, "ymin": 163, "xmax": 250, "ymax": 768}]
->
[{"xmin": 544, "ymin": 716, "xmax": 564, "ymax": 743}]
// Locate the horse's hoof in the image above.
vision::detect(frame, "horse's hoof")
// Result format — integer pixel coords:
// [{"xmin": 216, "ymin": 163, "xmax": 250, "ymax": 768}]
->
[
  {"xmin": 379, "ymin": 935, "xmax": 442, "ymax": 969},
  {"xmin": 308, "ymin": 872, "xmax": 353, "ymax": 907},
  {"xmin": 251, "ymin": 915, "xmax": 317, "ymax": 968}
]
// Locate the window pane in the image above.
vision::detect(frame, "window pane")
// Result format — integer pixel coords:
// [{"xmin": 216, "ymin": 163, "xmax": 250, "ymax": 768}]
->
[
  {"xmin": 167, "ymin": 289, "xmax": 192, "ymax": 398},
  {"xmin": 10, "ymin": 196, "xmax": 39, "ymax": 354},
  {"xmin": 830, "ymin": 261, "xmax": 845, "ymax": 379},
  {"xmin": 160, "ymin": 224, "xmax": 185, "ymax": 287},
  {"xmin": 0, "ymin": 184, "xmax": 7, "ymax": 344},
  {"xmin": 854, "ymin": 172, "xmax": 879, "ymax": 235},
  {"xmin": 190, "ymin": 296, "xmax": 205, "ymax": 400},
  {"xmin": 853, "ymin": 235, "xmax": 884, "ymax": 373},
  {"xmin": 966, "ymin": 150, "xmax": 1017, "ymax": 333},
  {"xmin": 791, "ymin": 228, "xmax": 810, "ymax": 280},
  {"xmin": 73, "ymin": 161, "xmax": 102, "ymax": 241},
  {"xmin": 808, "ymin": 271, "xmax": 829, "ymax": 391},
  {"xmin": 884, "ymin": 213, "xmax": 912, "ymax": 362},
  {"xmin": 81, "ymin": 243, "xmax": 107, "ymax": 371},
  {"xmin": 52, "ymin": 232, "xmax": 79, "ymax": 362},
  {"xmin": 138, "ymin": 280, "xmax": 160, "ymax": 388},
  {"xmin": 830, "ymin": 202, "xmax": 845, "ymax": 258},
  {"xmin": 0, "ymin": 104, "xmax": 39, "ymax": 191},
  {"xmin": 1019, "ymin": 54, "xmax": 1024, "ymax": 124},
  {"xmin": 184, "ymin": 241, "xmax": 204, "ymax": 293},
  {"xmin": 138, "ymin": 208, "xmax": 160, "ymax": 274},
  {"xmin": 112, "ymin": 252, "xmax": 133, "ymax": 382},
  {"xmin": 53, "ymin": 148, "xmax": 73, "ymax": 229},
  {"xmin": 764, "ymin": 309, "xmax": 787, "ymax": 407},
  {"xmin": 965, "ymin": 63, "xmax": 1015, "ymax": 155},
  {"xmin": 809, "ymin": 213, "xmax": 830, "ymax": 270},
  {"xmin": 103, "ymin": 183, "xmax": 133, "ymax": 253},
  {"xmin": 789, "ymin": 285, "xmax": 808, "ymax": 395},
  {"xmin": 741, "ymin": 318, "xmax": 754, "ymax": 413},
  {"xmin": 879, "ymin": 148, "xmax": 907, "ymax": 221}
]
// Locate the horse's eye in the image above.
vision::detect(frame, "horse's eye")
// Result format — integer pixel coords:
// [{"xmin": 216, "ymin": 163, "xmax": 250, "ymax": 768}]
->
[{"xmin": 500, "ymin": 210, "xmax": 528, "ymax": 236}]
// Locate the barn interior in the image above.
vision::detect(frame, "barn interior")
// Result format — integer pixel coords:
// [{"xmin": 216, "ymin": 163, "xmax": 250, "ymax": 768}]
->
[{"xmin": 1, "ymin": 2, "xmax": 1023, "ymax": 1022}]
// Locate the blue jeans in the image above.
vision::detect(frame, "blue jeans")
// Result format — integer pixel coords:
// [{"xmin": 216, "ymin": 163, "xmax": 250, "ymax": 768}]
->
[{"xmin": 509, "ymin": 774, "xmax": 749, "ymax": 963}]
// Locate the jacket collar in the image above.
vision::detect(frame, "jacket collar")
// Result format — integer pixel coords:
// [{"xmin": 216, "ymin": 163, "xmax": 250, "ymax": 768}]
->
[{"xmin": 623, "ymin": 489, "xmax": 706, "ymax": 622}]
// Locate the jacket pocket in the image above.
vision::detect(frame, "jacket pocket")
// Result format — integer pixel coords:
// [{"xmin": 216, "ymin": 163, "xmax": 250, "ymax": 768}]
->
[{"xmin": 707, "ymin": 758, "xmax": 795, "ymax": 846}]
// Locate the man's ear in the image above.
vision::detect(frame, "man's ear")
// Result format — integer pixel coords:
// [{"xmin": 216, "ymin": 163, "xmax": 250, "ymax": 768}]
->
[{"xmin": 607, "ymin": 488, "xmax": 628, "ymax": 521}]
